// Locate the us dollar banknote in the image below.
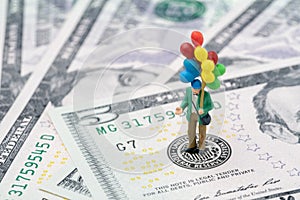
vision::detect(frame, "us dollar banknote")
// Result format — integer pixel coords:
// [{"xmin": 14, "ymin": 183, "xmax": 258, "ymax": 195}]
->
[
  {"xmin": 0, "ymin": 0, "xmax": 112, "ymax": 198},
  {"xmin": 0, "ymin": 0, "xmax": 255, "ymax": 183},
  {"xmin": 0, "ymin": 0, "xmax": 76, "ymax": 122},
  {"xmin": 48, "ymin": 60, "xmax": 300, "ymax": 200},
  {"xmin": 22, "ymin": 0, "xmax": 76, "ymax": 76},
  {"xmin": 0, "ymin": 0, "xmax": 223, "ymax": 198},
  {"xmin": 166, "ymin": 0, "xmax": 300, "ymax": 84},
  {"xmin": 0, "ymin": 0, "xmax": 293, "ymax": 199},
  {"xmin": 17, "ymin": 2, "xmax": 292, "ymax": 198}
]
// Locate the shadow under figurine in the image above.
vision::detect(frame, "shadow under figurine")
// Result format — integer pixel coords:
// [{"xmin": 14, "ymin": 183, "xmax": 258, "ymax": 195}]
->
[{"xmin": 175, "ymin": 79, "xmax": 213, "ymax": 153}]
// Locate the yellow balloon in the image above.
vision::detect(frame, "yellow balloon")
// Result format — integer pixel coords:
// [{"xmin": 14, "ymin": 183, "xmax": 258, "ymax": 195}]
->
[
  {"xmin": 194, "ymin": 46, "xmax": 208, "ymax": 62},
  {"xmin": 201, "ymin": 72, "xmax": 215, "ymax": 83},
  {"xmin": 201, "ymin": 60, "xmax": 215, "ymax": 72}
]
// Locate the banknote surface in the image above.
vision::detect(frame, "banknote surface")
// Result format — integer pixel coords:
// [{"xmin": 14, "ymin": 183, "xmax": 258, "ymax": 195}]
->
[
  {"xmin": 0, "ymin": 0, "xmax": 25, "ymax": 122},
  {"xmin": 220, "ymin": 0, "xmax": 300, "ymax": 67},
  {"xmin": 166, "ymin": 0, "xmax": 300, "ymax": 84},
  {"xmin": 0, "ymin": 104, "xmax": 82, "ymax": 199},
  {"xmin": 39, "ymin": 167, "xmax": 92, "ymax": 200},
  {"xmin": 0, "ymin": 0, "xmax": 76, "ymax": 123},
  {"xmin": 0, "ymin": 0, "xmax": 246, "ymax": 137},
  {"xmin": 22, "ymin": 0, "xmax": 76, "ymax": 76},
  {"xmin": 14, "ymin": 0, "xmax": 298, "ymax": 198},
  {"xmin": 96, "ymin": 0, "xmax": 244, "ymax": 43},
  {"xmin": 0, "ymin": 0, "xmax": 100, "ymax": 199},
  {"xmin": 0, "ymin": 1, "xmax": 298, "ymax": 199},
  {"xmin": 48, "ymin": 60, "xmax": 300, "ymax": 200},
  {"xmin": 0, "ymin": 0, "xmax": 7, "ymax": 85},
  {"xmin": 0, "ymin": 2, "xmax": 253, "ymax": 198}
]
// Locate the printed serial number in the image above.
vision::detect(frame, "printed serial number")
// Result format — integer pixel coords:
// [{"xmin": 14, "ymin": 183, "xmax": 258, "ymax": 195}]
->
[
  {"xmin": 96, "ymin": 110, "xmax": 185, "ymax": 135},
  {"xmin": 8, "ymin": 135, "xmax": 54, "ymax": 197}
]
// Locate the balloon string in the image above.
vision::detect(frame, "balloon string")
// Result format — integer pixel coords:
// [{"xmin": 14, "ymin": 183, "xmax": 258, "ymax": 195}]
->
[{"xmin": 200, "ymin": 81, "xmax": 206, "ymax": 109}]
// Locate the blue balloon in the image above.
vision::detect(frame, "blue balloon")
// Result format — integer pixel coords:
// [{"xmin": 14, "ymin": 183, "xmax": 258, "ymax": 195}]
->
[
  {"xmin": 183, "ymin": 59, "xmax": 200, "ymax": 77},
  {"xmin": 179, "ymin": 70, "xmax": 195, "ymax": 83},
  {"xmin": 191, "ymin": 79, "xmax": 202, "ymax": 89}
]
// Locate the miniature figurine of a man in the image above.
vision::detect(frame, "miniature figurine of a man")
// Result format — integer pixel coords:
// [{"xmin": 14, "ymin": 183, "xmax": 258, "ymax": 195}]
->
[{"xmin": 175, "ymin": 79, "xmax": 213, "ymax": 153}]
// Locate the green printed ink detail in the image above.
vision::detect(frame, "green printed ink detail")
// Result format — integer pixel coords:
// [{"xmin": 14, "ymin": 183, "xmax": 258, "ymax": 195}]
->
[
  {"xmin": 155, "ymin": 0, "xmax": 206, "ymax": 22},
  {"xmin": 213, "ymin": 101, "xmax": 222, "ymax": 109},
  {"xmin": 95, "ymin": 110, "xmax": 179, "ymax": 135},
  {"xmin": 8, "ymin": 137, "xmax": 53, "ymax": 197}
]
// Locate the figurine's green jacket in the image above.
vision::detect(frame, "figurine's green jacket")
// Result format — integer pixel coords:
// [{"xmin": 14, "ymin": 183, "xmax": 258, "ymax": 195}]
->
[{"xmin": 180, "ymin": 87, "xmax": 213, "ymax": 124}]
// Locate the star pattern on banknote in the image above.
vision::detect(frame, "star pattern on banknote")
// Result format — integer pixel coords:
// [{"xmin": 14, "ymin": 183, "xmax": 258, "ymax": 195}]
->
[
  {"xmin": 258, "ymin": 153, "xmax": 272, "ymax": 161},
  {"xmin": 238, "ymin": 134, "xmax": 251, "ymax": 142},
  {"xmin": 227, "ymin": 103, "xmax": 239, "ymax": 111},
  {"xmin": 271, "ymin": 161, "xmax": 286, "ymax": 169},
  {"xmin": 227, "ymin": 93, "xmax": 240, "ymax": 100},
  {"xmin": 287, "ymin": 168, "xmax": 300, "ymax": 176},
  {"xmin": 228, "ymin": 113, "xmax": 240, "ymax": 121},
  {"xmin": 231, "ymin": 124, "xmax": 244, "ymax": 132},
  {"xmin": 247, "ymin": 144, "xmax": 260, "ymax": 152}
]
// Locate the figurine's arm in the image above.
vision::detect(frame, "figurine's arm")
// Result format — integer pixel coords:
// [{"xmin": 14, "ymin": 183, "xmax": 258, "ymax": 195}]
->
[
  {"xmin": 180, "ymin": 88, "xmax": 189, "ymax": 111},
  {"xmin": 203, "ymin": 92, "xmax": 213, "ymax": 114}
]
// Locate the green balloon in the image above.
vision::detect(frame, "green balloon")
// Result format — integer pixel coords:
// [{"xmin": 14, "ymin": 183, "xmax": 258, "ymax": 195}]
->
[
  {"xmin": 213, "ymin": 67, "xmax": 221, "ymax": 77},
  {"xmin": 207, "ymin": 78, "xmax": 220, "ymax": 90},
  {"xmin": 216, "ymin": 63, "xmax": 226, "ymax": 75}
]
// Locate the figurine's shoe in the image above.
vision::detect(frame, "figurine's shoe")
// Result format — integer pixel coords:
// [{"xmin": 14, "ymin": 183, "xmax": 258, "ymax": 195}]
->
[
  {"xmin": 199, "ymin": 144, "xmax": 205, "ymax": 150},
  {"xmin": 183, "ymin": 147, "xmax": 199, "ymax": 154}
]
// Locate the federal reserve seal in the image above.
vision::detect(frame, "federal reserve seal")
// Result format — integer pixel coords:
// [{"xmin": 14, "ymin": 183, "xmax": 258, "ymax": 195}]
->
[{"xmin": 167, "ymin": 135, "xmax": 231, "ymax": 170}]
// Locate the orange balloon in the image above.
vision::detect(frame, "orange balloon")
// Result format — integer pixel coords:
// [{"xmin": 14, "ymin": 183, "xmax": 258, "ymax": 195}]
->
[{"xmin": 191, "ymin": 31, "xmax": 204, "ymax": 46}]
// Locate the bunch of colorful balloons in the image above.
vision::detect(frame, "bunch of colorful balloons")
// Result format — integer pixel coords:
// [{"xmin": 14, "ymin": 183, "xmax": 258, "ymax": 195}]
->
[{"xmin": 179, "ymin": 31, "xmax": 226, "ymax": 90}]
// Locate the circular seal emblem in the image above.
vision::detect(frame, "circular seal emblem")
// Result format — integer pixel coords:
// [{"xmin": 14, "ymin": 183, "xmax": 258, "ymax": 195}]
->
[
  {"xmin": 167, "ymin": 134, "xmax": 231, "ymax": 170},
  {"xmin": 155, "ymin": 0, "xmax": 206, "ymax": 22}
]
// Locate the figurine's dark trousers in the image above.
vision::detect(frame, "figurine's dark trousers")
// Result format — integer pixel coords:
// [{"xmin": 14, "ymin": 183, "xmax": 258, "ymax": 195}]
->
[{"xmin": 188, "ymin": 113, "xmax": 206, "ymax": 150}]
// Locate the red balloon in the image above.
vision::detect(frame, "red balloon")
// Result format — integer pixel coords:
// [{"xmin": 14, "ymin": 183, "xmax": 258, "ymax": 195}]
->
[
  {"xmin": 180, "ymin": 42, "xmax": 194, "ymax": 59},
  {"xmin": 191, "ymin": 31, "xmax": 203, "ymax": 46},
  {"xmin": 208, "ymin": 51, "xmax": 218, "ymax": 64}
]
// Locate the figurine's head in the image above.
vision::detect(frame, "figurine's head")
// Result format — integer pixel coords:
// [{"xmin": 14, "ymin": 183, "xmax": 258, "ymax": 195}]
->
[{"xmin": 191, "ymin": 79, "xmax": 201, "ymax": 94}]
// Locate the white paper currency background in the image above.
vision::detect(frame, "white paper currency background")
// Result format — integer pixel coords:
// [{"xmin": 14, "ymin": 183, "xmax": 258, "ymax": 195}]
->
[
  {"xmin": 49, "ymin": 72, "xmax": 300, "ymax": 200},
  {"xmin": 1, "ymin": 0, "xmax": 248, "ymax": 198},
  {"xmin": 2, "ymin": 0, "xmax": 300, "ymax": 199}
]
